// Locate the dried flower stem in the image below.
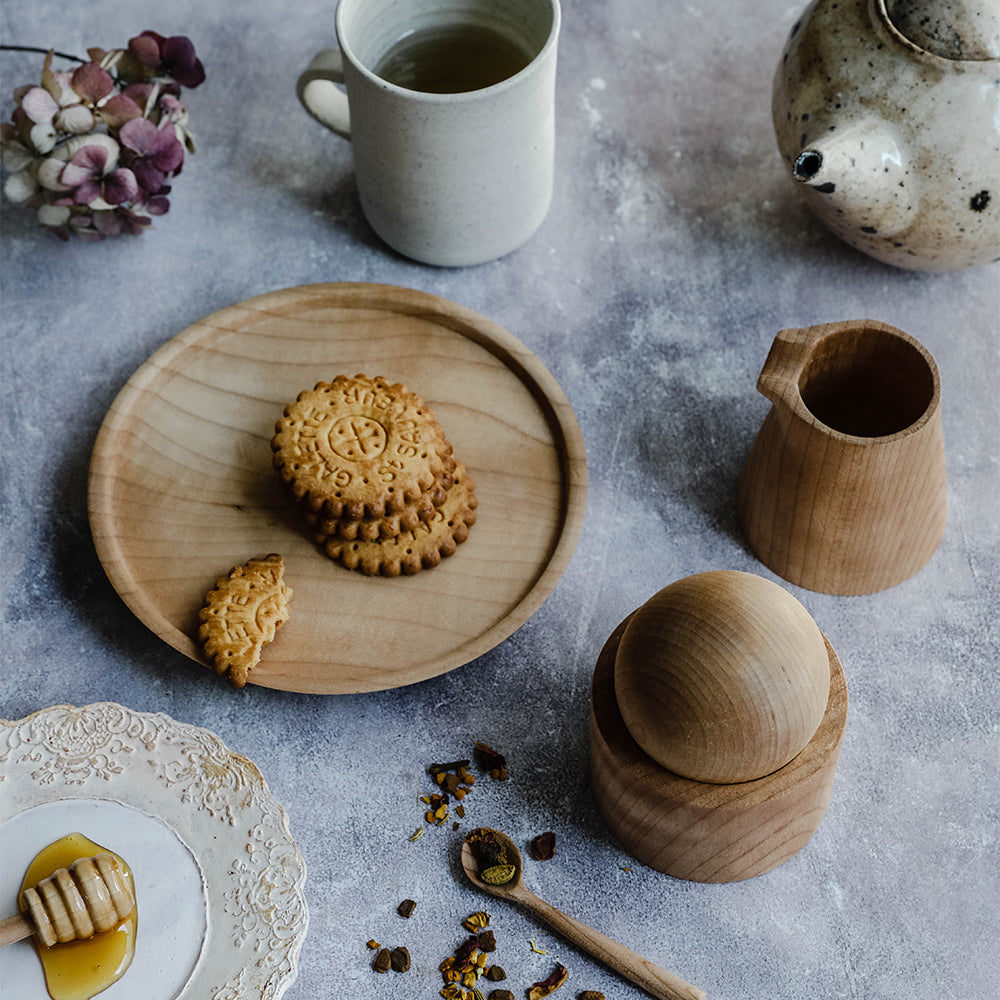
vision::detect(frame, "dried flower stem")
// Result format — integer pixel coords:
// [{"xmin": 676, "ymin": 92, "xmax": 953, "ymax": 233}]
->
[{"xmin": 0, "ymin": 44, "xmax": 86, "ymax": 63}]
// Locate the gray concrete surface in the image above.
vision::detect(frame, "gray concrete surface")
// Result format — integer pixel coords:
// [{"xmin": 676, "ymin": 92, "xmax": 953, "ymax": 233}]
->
[{"xmin": 1, "ymin": 1, "xmax": 998, "ymax": 997}]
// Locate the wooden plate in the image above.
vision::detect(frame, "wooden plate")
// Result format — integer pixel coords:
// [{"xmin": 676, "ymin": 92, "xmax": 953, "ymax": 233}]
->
[{"xmin": 88, "ymin": 283, "xmax": 587, "ymax": 693}]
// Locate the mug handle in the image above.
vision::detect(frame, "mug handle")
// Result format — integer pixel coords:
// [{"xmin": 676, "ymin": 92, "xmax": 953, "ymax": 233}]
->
[{"xmin": 296, "ymin": 48, "xmax": 351, "ymax": 139}]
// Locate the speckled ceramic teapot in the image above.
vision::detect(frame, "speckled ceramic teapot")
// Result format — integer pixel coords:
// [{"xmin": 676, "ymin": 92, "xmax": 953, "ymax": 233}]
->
[{"xmin": 773, "ymin": 0, "xmax": 1000, "ymax": 271}]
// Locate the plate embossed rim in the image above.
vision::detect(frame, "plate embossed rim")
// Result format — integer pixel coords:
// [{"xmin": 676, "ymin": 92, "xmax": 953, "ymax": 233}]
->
[{"xmin": 0, "ymin": 702, "xmax": 308, "ymax": 1000}]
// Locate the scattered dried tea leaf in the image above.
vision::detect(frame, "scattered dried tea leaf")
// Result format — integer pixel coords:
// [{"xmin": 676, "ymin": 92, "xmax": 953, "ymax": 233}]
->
[
  {"xmin": 579, "ymin": 992, "xmax": 606, "ymax": 1000},
  {"xmin": 439, "ymin": 912, "xmax": 508, "ymax": 998},
  {"xmin": 366, "ymin": 939, "xmax": 381, "ymax": 949},
  {"xmin": 530, "ymin": 831, "xmax": 556, "ymax": 861},
  {"xmin": 398, "ymin": 898, "xmax": 417, "ymax": 918},
  {"xmin": 390, "ymin": 946, "xmax": 411, "ymax": 972},
  {"xmin": 373, "ymin": 948, "xmax": 392, "ymax": 973},
  {"xmin": 530, "ymin": 940, "xmax": 548, "ymax": 954},
  {"xmin": 474, "ymin": 741, "xmax": 508, "ymax": 780},
  {"xmin": 429, "ymin": 758, "xmax": 472, "ymax": 775},
  {"xmin": 420, "ymin": 758, "xmax": 477, "ymax": 833},
  {"xmin": 527, "ymin": 963, "xmax": 569, "ymax": 999},
  {"xmin": 489, "ymin": 992, "xmax": 515, "ymax": 1000},
  {"xmin": 463, "ymin": 911, "xmax": 491, "ymax": 932}
]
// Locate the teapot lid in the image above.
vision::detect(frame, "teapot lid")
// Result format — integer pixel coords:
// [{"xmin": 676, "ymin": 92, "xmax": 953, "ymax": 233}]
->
[{"xmin": 883, "ymin": 0, "xmax": 1000, "ymax": 59}]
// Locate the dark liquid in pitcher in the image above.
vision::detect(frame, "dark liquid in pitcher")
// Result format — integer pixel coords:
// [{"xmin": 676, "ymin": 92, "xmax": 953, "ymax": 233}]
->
[{"xmin": 374, "ymin": 24, "xmax": 533, "ymax": 93}]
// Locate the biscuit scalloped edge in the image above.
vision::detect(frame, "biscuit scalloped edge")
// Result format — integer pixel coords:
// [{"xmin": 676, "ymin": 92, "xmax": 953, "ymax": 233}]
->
[{"xmin": 315, "ymin": 465, "xmax": 478, "ymax": 577}]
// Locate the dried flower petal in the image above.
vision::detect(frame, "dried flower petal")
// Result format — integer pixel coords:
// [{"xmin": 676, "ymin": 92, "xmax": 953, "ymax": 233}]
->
[
  {"xmin": 70, "ymin": 62, "xmax": 114, "ymax": 104},
  {"xmin": 101, "ymin": 167, "xmax": 139, "ymax": 204},
  {"xmin": 119, "ymin": 116, "xmax": 183, "ymax": 191},
  {"xmin": 20, "ymin": 87, "xmax": 59, "ymax": 125},
  {"xmin": 160, "ymin": 35, "xmax": 206, "ymax": 88},
  {"xmin": 1, "ymin": 140, "xmax": 35, "ymax": 174},
  {"xmin": 38, "ymin": 157, "xmax": 72, "ymax": 191},
  {"xmin": 37, "ymin": 203, "xmax": 70, "ymax": 226},
  {"xmin": 99, "ymin": 94, "xmax": 143, "ymax": 129},
  {"xmin": 28, "ymin": 122, "xmax": 58, "ymax": 154},
  {"xmin": 53, "ymin": 104, "xmax": 95, "ymax": 134},
  {"xmin": 129, "ymin": 31, "xmax": 205, "ymax": 88},
  {"xmin": 3, "ymin": 170, "xmax": 37, "ymax": 203},
  {"xmin": 61, "ymin": 143, "xmax": 114, "ymax": 186},
  {"xmin": 92, "ymin": 209, "xmax": 123, "ymax": 235},
  {"xmin": 527, "ymin": 964, "xmax": 569, "ymax": 999},
  {"xmin": 128, "ymin": 32, "xmax": 163, "ymax": 70}
]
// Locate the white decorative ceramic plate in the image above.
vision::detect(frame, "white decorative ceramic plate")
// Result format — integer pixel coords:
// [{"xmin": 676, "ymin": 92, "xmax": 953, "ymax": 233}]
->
[
  {"xmin": 88, "ymin": 282, "xmax": 587, "ymax": 694},
  {"xmin": 0, "ymin": 703, "xmax": 308, "ymax": 1000}
]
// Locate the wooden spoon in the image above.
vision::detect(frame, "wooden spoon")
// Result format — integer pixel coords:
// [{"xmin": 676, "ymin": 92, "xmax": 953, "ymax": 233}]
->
[{"xmin": 461, "ymin": 828, "xmax": 706, "ymax": 1000}]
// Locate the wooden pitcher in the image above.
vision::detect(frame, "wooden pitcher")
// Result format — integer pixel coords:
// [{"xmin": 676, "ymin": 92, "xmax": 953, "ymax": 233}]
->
[{"xmin": 737, "ymin": 319, "xmax": 946, "ymax": 595}]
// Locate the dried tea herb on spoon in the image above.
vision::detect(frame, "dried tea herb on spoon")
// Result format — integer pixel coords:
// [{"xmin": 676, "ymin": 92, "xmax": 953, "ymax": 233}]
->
[{"xmin": 466, "ymin": 828, "xmax": 516, "ymax": 885}]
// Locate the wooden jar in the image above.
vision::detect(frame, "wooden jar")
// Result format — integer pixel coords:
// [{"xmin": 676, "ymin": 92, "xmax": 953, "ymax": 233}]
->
[{"xmin": 590, "ymin": 571, "xmax": 848, "ymax": 882}]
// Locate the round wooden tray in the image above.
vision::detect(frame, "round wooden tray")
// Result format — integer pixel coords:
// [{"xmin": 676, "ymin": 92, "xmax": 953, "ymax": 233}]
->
[{"xmin": 88, "ymin": 283, "xmax": 587, "ymax": 693}]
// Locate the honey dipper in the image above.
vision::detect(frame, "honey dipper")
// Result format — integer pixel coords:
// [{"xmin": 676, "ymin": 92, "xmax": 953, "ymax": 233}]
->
[{"xmin": 0, "ymin": 854, "xmax": 134, "ymax": 948}]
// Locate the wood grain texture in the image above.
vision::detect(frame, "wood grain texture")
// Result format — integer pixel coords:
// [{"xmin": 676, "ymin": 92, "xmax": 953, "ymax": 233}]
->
[
  {"xmin": 461, "ymin": 829, "xmax": 706, "ymax": 1000},
  {"xmin": 0, "ymin": 912, "xmax": 33, "ymax": 948},
  {"xmin": 591, "ymin": 616, "xmax": 847, "ymax": 883},
  {"xmin": 737, "ymin": 320, "xmax": 946, "ymax": 595},
  {"xmin": 614, "ymin": 571, "xmax": 830, "ymax": 784},
  {"xmin": 88, "ymin": 283, "xmax": 587, "ymax": 693}
]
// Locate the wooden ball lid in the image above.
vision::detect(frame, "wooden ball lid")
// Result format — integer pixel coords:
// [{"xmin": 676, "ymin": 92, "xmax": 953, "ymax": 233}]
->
[{"xmin": 613, "ymin": 570, "xmax": 830, "ymax": 784}]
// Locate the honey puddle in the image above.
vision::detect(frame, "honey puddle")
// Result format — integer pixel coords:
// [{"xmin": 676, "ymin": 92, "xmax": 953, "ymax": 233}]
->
[{"xmin": 18, "ymin": 832, "xmax": 137, "ymax": 1000}]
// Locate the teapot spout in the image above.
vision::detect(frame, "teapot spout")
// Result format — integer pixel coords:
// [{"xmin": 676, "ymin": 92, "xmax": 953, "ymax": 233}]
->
[{"xmin": 790, "ymin": 121, "xmax": 918, "ymax": 238}]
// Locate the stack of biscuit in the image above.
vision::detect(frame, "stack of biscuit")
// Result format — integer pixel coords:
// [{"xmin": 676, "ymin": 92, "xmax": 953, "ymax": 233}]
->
[{"xmin": 271, "ymin": 374, "xmax": 477, "ymax": 576}]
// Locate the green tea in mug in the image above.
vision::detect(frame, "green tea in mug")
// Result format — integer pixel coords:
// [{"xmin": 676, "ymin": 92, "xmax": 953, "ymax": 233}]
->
[{"xmin": 373, "ymin": 23, "xmax": 534, "ymax": 93}]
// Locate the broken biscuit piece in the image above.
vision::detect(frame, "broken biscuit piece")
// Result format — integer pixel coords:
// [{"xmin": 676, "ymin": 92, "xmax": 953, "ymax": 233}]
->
[{"xmin": 198, "ymin": 554, "xmax": 291, "ymax": 687}]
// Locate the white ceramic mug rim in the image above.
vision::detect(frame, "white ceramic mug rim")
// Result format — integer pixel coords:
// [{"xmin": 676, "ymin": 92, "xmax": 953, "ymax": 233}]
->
[{"xmin": 334, "ymin": 0, "xmax": 561, "ymax": 101}]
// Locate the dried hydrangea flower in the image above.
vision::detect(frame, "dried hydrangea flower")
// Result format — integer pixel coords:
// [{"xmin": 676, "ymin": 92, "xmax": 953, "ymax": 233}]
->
[
  {"xmin": 119, "ymin": 117, "xmax": 182, "ymax": 192},
  {"xmin": 0, "ymin": 29, "xmax": 204, "ymax": 239}
]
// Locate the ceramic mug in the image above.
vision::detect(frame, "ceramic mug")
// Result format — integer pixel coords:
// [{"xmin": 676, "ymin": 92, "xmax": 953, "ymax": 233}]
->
[{"xmin": 297, "ymin": 0, "xmax": 560, "ymax": 267}]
